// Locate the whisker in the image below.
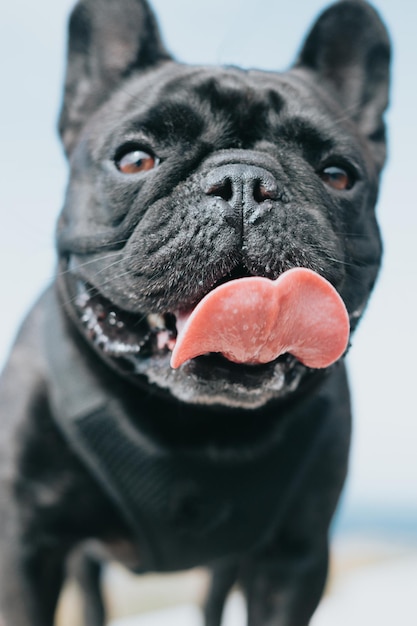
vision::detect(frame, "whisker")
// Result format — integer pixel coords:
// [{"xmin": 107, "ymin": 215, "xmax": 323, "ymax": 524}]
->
[
  {"xmin": 87, "ymin": 270, "xmax": 138, "ymax": 292},
  {"xmin": 57, "ymin": 251, "xmax": 124, "ymax": 277}
]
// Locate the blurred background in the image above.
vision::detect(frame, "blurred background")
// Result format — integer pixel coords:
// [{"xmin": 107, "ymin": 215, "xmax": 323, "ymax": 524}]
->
[{"xmin": 0, "ymin": 0, "xmax": 416, "ymax": 624}]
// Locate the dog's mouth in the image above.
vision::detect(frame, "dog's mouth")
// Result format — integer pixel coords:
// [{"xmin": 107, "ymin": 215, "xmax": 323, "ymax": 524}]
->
[
  {"xmin": 60, "ymin": 255, "xmax": 352, "ymax": 409},
  {"xmin": 66, "ymin": 260, "xmax": 349, "ymax": 404},
  {"xmin": 64, "ymin": 271, "xmax": 307, "ymax": 402},
  {"xmin": 70, "ymin": 277, "xmax": 296, "ymax": 372}
]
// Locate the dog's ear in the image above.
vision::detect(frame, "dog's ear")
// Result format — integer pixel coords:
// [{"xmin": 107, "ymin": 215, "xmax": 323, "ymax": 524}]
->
[
  {"xmin": 59, "ymin": 0, "xmax": 171, "ymax": 156},
  {"xmin": 295, "ymin": 0, "xmax": 391, "ymax": 170}
]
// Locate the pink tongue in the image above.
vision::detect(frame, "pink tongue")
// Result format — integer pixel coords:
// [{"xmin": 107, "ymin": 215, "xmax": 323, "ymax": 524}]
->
[{"xmin": 170, "ymin": 268, "xmax": 349, "ymax": 369}]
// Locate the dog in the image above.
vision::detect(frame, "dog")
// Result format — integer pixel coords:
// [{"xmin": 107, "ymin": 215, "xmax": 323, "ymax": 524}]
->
[{"xmin": 0, "ymin": 0, "xmax": 390, "ymax": 624}]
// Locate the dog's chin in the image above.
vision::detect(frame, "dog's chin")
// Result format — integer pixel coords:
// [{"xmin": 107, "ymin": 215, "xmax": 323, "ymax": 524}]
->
[
  {"xmin": 64, "ymin": 270, "xmax": 311, "ymax": 410},
  {"xmin": 132, "ymin": 354, "xmax": 308, "ymax": 410}
]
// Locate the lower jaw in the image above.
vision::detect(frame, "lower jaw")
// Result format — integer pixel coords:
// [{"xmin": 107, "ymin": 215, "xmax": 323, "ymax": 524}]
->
[{"xmin": 120, "ymin": 351, "xmax": 309, "ymax": 410}]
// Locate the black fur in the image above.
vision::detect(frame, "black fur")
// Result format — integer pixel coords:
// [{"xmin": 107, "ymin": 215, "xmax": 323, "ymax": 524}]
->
[{"xmin": 0, "ymin": 1, "xmax": 390, "ymax": 625}]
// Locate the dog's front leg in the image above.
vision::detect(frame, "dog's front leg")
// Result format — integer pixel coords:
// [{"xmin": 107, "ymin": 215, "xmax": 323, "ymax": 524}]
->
[
  {"xmin": 0, "ymin": 306, "xmax": 73, "ymax": 626},
  {"xmin": 0, "ymin": 413, "xmax": 70, "ymax": 626},
  {"xmin": 241, "ymin": 480, "xmax": 332, "ymax": 626},
  {"xmin": 241, "ymin": 530, "xmax": 329, "ymax": 626},
  {"xmin": 204, "ymin": 559, "xmax": 239, "ymax": 626},
  {"xmin": 0, "ymin": 518, "xmax": 67, "ymax": 626},
  {"xmin": 70, "ymin": 550, "xmax": 105, "ymax": 626}
]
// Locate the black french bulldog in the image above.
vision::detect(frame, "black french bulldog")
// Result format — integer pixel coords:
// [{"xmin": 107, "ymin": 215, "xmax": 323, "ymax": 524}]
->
[{"xmin": 0, "ymin": 0, "xmax": 390, "ymax": 625}]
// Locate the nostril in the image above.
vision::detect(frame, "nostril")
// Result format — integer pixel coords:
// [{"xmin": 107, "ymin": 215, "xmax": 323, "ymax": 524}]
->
[
  {"xmin": 205, "ymin": 178, "xmax": 234, "ymax": 202},
  {"xmin": 253, "ymin": 179, "xmax": 277, "ymax": 203}
]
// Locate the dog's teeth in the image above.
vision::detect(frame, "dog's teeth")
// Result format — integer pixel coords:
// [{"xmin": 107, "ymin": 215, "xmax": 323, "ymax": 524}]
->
[
  {"xmin": 75, "ymin": 280, "xmax": 90, "ymax": 305},
  {"xmin": 107, "ymin": 340, "xmax": 141, "ymax": 355},
  {"xmin": 106, "ymin": 312, "xmax": 124, "ymax": 330},
  {"xmin": 108, "ymin": 311, "xmax": 118, "ymax": 326},
  {"xmin": 76, "ymin": 292, "xmax": 89, "ymax": 308},
  {"xmin": 95, "ymin": 304, "xmax": 106, "ymax": 321},
  {"xmin": 147, "ymin": 313, "xmax": 166, "ymax": 331},
  {"xmin": 73, "ymin": 277, "xmax": 170, "ymax": 360},
  {"xmin": 94, "ymin": 328, "xmax": 108, "ymax": 347},
  {"xmin": 139, "ymin": 331, "xmax": 152, "ymax": 345},
  {"xmin": 80, "ymin": 305, "xmax": 97, "ymax": 330}
]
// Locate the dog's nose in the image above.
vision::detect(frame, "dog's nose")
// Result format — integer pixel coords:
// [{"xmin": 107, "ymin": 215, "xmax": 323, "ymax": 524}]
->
[{"xmin": 204, "ymin": 164, "xmax": 278, "ymax": 209}]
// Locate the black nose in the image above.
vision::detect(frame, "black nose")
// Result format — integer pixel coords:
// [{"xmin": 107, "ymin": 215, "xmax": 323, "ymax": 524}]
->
[
  {"xmin": 204, "ymin": 164, "xmax": 278, "ymax": 203},
  {"xmin": 203, "ymin": 163, "xmax": 278, "ymax": 233}
]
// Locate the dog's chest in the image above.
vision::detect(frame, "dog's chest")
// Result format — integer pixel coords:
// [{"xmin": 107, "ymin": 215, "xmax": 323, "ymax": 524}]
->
[{"xmin": 68, "ymin": 404, "xmax": 326, "ymax": 572}]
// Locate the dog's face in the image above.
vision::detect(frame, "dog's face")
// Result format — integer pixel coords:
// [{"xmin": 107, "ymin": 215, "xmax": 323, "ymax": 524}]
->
[{"xmin": 57, "ymin": 0, "xmax": 390, "ymax": 408}]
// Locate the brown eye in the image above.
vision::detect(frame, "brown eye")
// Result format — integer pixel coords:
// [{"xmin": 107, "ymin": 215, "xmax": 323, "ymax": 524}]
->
[
  {"xmin": 319, "ymin": 165, "xmax": 354, "ymax": 191},
  {"xmin": 115, "ymin": 148, "xmax": 159, "ymax": 174}
]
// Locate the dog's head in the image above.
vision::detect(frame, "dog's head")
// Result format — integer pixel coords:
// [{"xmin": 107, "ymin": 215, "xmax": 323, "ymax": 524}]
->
[{"xmin": 57, "ymin": 0, "xmax": 390, "ymax": 408}]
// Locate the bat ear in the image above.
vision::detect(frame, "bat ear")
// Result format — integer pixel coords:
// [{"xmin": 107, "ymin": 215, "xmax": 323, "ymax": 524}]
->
[
  {"xmin": 58, "ymin": 0, "xmax": 171, "ymax": 156},
  {"xmin": 295, "ymin": 1, "xmax": 391, "ymax": 170}
]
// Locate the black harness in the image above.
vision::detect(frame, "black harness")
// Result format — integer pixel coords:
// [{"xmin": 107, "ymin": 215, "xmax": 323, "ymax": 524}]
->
[{"xmin": 44, "ymin": 288, "xmax": 328, "ymax": 573}]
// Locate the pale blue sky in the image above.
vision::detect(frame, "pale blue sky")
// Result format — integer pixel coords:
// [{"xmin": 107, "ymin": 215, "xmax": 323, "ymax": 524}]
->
[{"xmin": 0, "ymin": 0, "xmax": 416, "ymax": 521}]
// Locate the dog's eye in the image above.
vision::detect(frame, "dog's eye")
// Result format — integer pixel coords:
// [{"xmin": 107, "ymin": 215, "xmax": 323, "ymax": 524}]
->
[
  {"xmin": 115, "ymin": 147, "xmax": 159, "ymax": 174},
  {"xmin": 319, "ymin": 166, "xmax": 354, "ymax": 191}
]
